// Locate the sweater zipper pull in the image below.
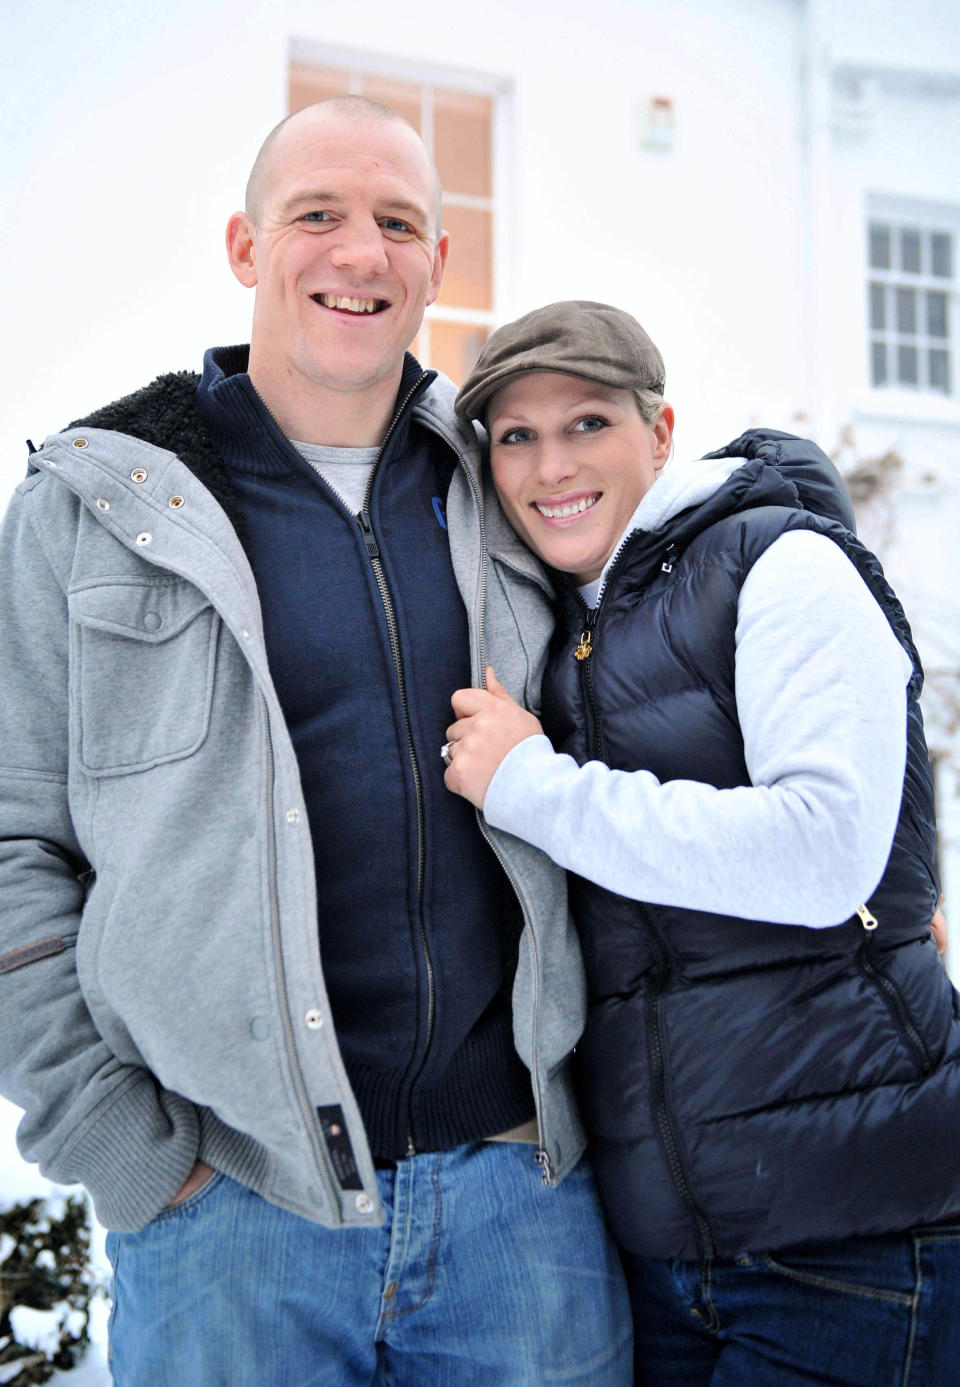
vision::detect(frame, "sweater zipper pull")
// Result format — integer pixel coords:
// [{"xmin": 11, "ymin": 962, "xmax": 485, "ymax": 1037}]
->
[
  {"xmin": 856, "ymin": 904, "xmax": 878, "ymax": 931},
  {"xmin": 357, "ymin": 510, "xmax": 380, "ymax": 560}
]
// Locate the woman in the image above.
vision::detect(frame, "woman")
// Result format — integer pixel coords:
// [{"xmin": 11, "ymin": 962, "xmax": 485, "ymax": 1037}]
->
[{"xmin": 442, "ymin": 300, "xmax": 960, "ymax": 1385}]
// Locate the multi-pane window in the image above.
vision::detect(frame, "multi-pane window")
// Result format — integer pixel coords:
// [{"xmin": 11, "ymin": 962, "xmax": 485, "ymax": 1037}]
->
[
  {"xmin": 288, "ymin": 56, "xmax": 496, "ymax": 385},
  {"xmin": 868, "ymin": 220, "xmax": 954, "ymax": 395}
]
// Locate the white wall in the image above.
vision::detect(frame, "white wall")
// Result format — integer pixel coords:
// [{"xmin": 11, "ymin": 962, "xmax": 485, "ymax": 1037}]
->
[
  {"xmin": 807, "ymin": 1, "xmax": 960, "ymax": 955},
  {"xmin": 3, "ymin": 0, "xmax": 821, "ymax": 487},
  {"xmin": 5, "ymin": 0, "xmax": 958, "ymax": 485}
]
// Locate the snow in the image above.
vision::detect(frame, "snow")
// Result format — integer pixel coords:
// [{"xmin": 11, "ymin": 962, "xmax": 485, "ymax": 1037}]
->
[
  {"xmin": 1, "ymin": 1098, "xmax": 112, "ymax": 1385},
  {"xmin": 49, "ymin": 1343, "xmax": 111, "ymax": 1387},
  {"xmin": 9, "ymin": 1306, "xmax": 66, "ymax": 1356}
]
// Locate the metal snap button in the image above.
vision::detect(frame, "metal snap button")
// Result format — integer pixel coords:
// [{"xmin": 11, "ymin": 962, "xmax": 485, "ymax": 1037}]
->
[
  {"xmin": 142, "ymin": 611, "xmax": 162, "ymax": 632},
  {"xmin": 305, "ymin": 1009, "xmax": 323, "ymax": 1029},
  {"xmin": 355, "ymin": 1194, "xmax": 373, "ymax": 1214},
  {"xmin": 168, "ymin": 495, "xmax": 185, "ymax": 509},
  {"xmin": 285, "ymin": 808, "xmax": 300, "ymax": 824},
  {"xmin": 72, "ymin": 438, "xmax": 88, "ymax": 449},
  {"xmin": 131, "ymin": 468, "xmax": 148, "ymax": 483},
  {"xmin": 135, "ymin": 532, "xmax": 152, "ymax": 546},
  {"xmin": 96, "ymin": 498, "xmax": 110, "ymax": 511}
]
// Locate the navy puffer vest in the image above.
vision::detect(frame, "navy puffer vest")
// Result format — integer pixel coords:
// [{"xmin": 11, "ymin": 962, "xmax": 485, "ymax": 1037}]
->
[{"xmin": 543, "ymin": 430, "xmax": 956, "ymax": 1260}]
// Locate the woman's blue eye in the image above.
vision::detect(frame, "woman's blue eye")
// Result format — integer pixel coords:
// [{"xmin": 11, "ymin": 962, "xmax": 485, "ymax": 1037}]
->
[
  {"xmin": 572, "ymin": 415, "xmax": 609, "ymax": 433},
  {"xmin": 497, "ymin": 427, "xmax": 533, "ymax": 446}
]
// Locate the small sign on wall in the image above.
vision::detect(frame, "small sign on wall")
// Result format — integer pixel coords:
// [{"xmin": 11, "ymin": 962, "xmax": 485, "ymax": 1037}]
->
[{"xmin": 636, "ymin": 95, "xmax": 676, "ymax": 151}]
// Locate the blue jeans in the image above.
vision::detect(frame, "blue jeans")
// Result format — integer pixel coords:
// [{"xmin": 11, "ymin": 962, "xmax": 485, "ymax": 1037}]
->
[
  {"xmin": 623, "ymin": 1220, "xmax": 960, "ymax": 1386},
  {"xmin": 106, "ymin": 1141, "xmax": 631, "ymax": 1386}
]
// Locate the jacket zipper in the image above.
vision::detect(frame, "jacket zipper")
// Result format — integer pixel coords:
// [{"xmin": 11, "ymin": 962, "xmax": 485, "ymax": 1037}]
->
[
  {"xmin": 644, "ymin": 910, "xmax": 717, "ymax": 1258},
  {"xmin": 355, "ymin": 375, "xmax": 436, "ymax": 1156},
  {"xmin": 417, "ymin": 417, "xmax": 556, "ymax": 1182},
  {"xmin": 856, "ymin": 906, "xmax": 932, "ymax": 1076},
  {"xmin": 262, "ymin": 700, "xmax": 344, "ymax": 1204}
]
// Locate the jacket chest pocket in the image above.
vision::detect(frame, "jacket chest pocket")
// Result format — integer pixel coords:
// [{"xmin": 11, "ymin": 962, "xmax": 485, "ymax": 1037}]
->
[{"xmin": 68, "ymin": 579, "xmax": 220, "ymax": 775}]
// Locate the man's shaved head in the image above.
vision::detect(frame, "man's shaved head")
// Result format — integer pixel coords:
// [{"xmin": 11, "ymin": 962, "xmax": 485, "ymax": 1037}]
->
[{"xmin": 244, "ymin": 95, "xmax": 443, "ymax": 236}]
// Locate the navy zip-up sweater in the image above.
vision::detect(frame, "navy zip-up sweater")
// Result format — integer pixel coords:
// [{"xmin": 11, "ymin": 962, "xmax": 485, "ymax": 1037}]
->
[{"xmin": 197, "ymin": 347, "xmax": 533, "ymax": 1159}]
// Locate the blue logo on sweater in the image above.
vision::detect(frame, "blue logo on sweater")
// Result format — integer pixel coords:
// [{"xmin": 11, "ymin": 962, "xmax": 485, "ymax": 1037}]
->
[{"xmin": 432, "ymin": 496, "xmax": 448, "ymax": 531}]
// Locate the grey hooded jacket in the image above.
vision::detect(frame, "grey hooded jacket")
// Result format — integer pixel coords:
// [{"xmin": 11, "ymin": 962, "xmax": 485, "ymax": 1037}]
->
[{"xmin": 0, "ymin": 373, "xmax": 587, "ymax": 1232}]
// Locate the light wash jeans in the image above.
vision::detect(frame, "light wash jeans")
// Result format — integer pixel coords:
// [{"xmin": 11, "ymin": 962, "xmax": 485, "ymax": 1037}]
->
[
  {"xmin": 106, "ymin": 1141, "xmax": 632, "ymax": 1386},
  {"xmin": 624, "ymin": 1218, "xmax": 960, "ymax": 1385}
]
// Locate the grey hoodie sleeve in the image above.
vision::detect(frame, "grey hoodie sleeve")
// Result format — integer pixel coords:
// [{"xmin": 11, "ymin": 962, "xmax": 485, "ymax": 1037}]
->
[
  {"xmin": 0, "ymin": 479, "xmax": 199, "ymax": 1227},
  {"xmin": 483, "ymin": 530, "xmax": 911, "ymax": 928}
]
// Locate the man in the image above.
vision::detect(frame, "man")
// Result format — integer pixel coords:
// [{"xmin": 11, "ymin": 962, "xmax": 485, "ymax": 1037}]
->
[{"xmin": 0, "ymin": 98, "xmax": 631, "ymax": 1384}]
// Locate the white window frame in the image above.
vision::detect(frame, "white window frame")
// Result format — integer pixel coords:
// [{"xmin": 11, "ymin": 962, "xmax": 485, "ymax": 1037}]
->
[
  {"xmin": 287, "ymin": 39, "xmax": 514, "ymax": 363},
  {"xmin": 860, "ymin": 194, "xmax": 960, "ymax": 424}
]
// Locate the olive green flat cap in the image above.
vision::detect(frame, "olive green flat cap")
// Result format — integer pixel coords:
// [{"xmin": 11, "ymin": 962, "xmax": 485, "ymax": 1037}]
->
[{"xmin": 454, "ymin": 299, "xmax": 665, "ymax": 422}]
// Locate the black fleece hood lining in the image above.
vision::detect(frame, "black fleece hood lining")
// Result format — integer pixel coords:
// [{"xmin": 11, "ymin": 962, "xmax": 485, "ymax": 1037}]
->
[{"xmin": 68, "ymin": 372, "xmax": 250, "ymax": 552}]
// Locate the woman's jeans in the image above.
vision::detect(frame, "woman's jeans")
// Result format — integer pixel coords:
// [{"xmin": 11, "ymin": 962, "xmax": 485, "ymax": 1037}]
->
[
  {"xmin": 105, "ymin": 1140, "xmax": 632, "ymax": 1387},
  {"xmin": 624, "ymin": 1220, "xmax": 960, "ymax": 1386}
]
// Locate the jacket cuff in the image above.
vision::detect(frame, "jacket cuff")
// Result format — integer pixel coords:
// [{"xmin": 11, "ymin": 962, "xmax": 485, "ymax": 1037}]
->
[{"xmin": 57, "ymin": 1073, "xmax": 199, "ymax": 1231}]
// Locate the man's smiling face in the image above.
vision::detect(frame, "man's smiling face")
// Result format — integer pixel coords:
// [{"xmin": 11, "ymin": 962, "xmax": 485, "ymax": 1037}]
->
[{"xmin": 228, "ymin": 109, "xmax": 448, "ymax": 408}]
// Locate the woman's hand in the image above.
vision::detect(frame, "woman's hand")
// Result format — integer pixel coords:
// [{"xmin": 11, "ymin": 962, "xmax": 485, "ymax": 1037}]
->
[{"xmin": 444, "ymin": 667, "xmax": 543, "ymax": 808}]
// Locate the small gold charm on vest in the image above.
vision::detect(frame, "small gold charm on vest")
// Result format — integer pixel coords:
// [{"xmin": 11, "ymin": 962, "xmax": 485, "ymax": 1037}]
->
[{"xmin": 574, "ymin": 631, "xmax": 593, "ymax": 661}]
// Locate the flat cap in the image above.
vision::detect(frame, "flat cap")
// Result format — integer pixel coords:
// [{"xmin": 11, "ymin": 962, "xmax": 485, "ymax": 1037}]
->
[{"xmin": 454, "ymin": 299, "xmax": 665, "ymax": 422}]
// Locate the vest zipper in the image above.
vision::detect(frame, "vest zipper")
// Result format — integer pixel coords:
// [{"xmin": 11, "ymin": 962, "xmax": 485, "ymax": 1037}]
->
[
  {"xmin": 570, "ymin": 530, "xmax": 714, "ymax": 1246},
  {"xmin": 856, "ymin": 907, "xmax": 932, "ymax": 1077},
  {"xmin": 572, "ymin": 594, "xmax": 607, "ymax": 764},
  {"xmin": 643, "ymin": 907, "xmax": 717, "ymax": 1258},
  {"xmin": 569, "ymin": 535, "xmax": 650, "ymax": 762},
  {"xmin": 355, "ymin": 374, "xmax": 435, "ymax": 1156}
]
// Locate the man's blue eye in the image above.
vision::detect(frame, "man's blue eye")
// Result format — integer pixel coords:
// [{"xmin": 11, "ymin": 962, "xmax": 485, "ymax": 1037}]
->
[
  {"xmin": 382, "ymin": 218, "xmax": 412, "ymax": 233},
  {"xmin": 303, "ymin": 211, "xmax": 331, "ymax": 223}
]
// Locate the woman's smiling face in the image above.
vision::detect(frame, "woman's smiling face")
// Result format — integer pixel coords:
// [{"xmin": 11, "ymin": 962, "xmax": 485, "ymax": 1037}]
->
[{"xmin": 488, "ymin": 372, "xmax": 674, "ymax": 583}]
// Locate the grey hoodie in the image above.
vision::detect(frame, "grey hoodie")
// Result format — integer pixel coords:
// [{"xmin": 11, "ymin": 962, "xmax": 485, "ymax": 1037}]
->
[{"xmin": 0, "ymin": 374, "xmax": 587, "ymax": 1232}]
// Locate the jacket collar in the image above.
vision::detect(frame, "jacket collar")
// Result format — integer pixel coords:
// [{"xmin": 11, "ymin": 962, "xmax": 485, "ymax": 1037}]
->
[
  {"xmin": 68, "ymin": 363, "xmax": 250, "ymax": 547},
  {"xmin": 413, "ymin": 375, "xmax": 551, "ymax": 592}
]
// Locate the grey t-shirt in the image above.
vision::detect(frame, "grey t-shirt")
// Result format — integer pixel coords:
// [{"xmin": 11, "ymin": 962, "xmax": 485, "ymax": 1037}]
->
[{"xmin": 293, "ymin": 441, "xmax": 379, "ymax": 514}]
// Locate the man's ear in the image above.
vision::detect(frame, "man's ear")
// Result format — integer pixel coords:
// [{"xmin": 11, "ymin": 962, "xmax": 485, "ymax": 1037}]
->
[
  {"xmin": 425, "ymin": 229, "xmax": 450, "ymax": 308},
  {"xmin": 226, "ymin": 212, "xmax": 258, "ymax": 288}
]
